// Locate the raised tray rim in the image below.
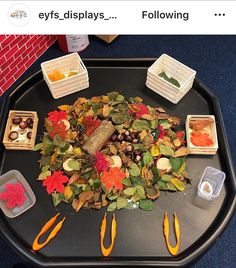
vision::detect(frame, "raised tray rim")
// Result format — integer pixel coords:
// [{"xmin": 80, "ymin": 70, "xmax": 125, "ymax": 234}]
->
[{"xmin": 0, "ymin": 58, "xmax": 235, "ymax": 267}]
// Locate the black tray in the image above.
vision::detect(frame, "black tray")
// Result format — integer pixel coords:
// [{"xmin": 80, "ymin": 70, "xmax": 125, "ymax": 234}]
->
[{"xmin": 0, "ymin": 59, "xmax": 235, "ymax": 267}]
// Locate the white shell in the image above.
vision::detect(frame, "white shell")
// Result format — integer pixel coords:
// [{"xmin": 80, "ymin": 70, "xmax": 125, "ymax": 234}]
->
[
  {"xmin": 156, "ymin": 157, "xmax": 172, "ymax": 172},
  {"xmin": 110, "ymin": 155, "xmax": 122, "ymax": 168}
]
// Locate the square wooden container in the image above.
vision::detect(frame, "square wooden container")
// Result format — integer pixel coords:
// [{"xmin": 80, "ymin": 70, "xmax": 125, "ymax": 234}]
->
[
  {"xmin": 146, "ymin": 54, "xmax": 196, "ymax": 104},
  {"xmin": 41, "ymin": 53, "xmax": 89, "ymax": 99},
  {"xmin": 3, "ymin": 110, "xmax": 38, "ymax": 150},
  {"xmin": 185, "ymin": 115, "xmax": 218, "ymax": 155}
]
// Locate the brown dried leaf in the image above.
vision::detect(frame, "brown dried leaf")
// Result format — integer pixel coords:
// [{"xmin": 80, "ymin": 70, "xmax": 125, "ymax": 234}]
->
[
  {"xmin": 162, "ymin": 140, "xmax": 175, "ymax": 149},
  {"xmin": 102, "ymin": 194, "xmax": 108, "ymax": 206},
  {"xmin": 174, "ymin": 147, "xmax": 189, "ymax": 157},
  {"xmin": 156, "ymin": 107, "xmax": 166, "ymax": 113},
  {"xmin": 68, "ymin": 172, "xmax": 80, "ymax": 185},
  {"xmin": 76, "ymin": 191, "xmax": 94, "ymax": 212},
  {"xmin": 90, "ymin": 202, "xmax": 102, "ymax": 209},
  {"xmin": 156, "ymin": 113, "xmax": 169, "ymax": 120},
  {"xmin": 109, "ymin": 144, "xmax": 117, "ymax": 155},
  {"xmin": 102, "ymin": 96, "xmax": 110, "ymax": 103},
  {"xmin": 91, "ymin": 96, "xmax": 102, "ymax": 103},
  {"xmin": 141, "ymin": 114, "xmax": 156, "ymax": 121},
  {"xmin": 93, "ymin": 192, "xmax": 100, "ymax": 202},
  {"xmin": 168, "ymin": 116, "xmax": 181, "ymax": 126}
]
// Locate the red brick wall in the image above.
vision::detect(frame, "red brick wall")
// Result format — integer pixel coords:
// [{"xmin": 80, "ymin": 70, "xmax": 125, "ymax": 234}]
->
[{"xmin": 0, "ymin": 35, "xmax": 56, "ymax": 96}]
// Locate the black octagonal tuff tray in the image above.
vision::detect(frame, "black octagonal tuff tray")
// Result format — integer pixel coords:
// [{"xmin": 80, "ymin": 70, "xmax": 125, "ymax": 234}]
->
[{"xmin": 0, "ymin": 59, "xmax": 235, "ymax": 267}]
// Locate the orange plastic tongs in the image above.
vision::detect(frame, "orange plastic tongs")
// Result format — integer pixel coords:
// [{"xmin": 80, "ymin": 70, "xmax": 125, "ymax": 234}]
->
[
  {"xmin": 100, "ymin": 213, "xmax": 117, "ymax": 257},
  {"xmin": 32, "ymin": 213, "xmax": 66, "ymax": 251},
  {"xmin": 163, "ymin": 212, "xmax": 180, "ymax": 256}
]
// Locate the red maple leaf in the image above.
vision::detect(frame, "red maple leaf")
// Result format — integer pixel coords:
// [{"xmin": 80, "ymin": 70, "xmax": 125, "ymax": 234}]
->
[
  {"xmin": 100, "ymin": 167, "xmax": 126, "ymax": 191},
  {"xmin": 131, "ymin": 103, "xmax": 149, "ymax": 119},
  {"xmin": 83, "ymin": 116, "xmax": 101, "ymax": 136},
  {"xmin": 0, "ymin": 183, "xmax": 26, "ymax": 208},
  {"xmin": 94, "ymin": 151, "xmax": 110, "ymax": 173},
  {"xmin": 48, "ymin": 110, "xmax": 67, "ymax": 124},
  {"xmin": 49, "ymin": 120, "xmax": 67, "ymax": 139},
  {"xmin": 176, "ymin": 131, "xmax": 185, "ymax": 144},
  {"xmin": 43, "ymin": 171, "xmax": 69, "ymax": 194}
]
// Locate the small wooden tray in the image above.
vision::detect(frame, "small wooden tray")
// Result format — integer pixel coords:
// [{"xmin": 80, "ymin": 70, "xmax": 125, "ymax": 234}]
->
[
  {"xmin": 3, "ymin": 110, "xmax": 38, "ymax": 150},
  {"xmin": 185, "ymin": 115, "xmax": 218, "ymax": 155}
]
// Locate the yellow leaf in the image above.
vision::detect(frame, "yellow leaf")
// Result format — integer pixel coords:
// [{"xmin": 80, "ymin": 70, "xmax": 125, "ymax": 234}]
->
[
  {"xmin": 102, "ymin": 104, "xmax": 111, "ymax": 117},
  {"xmin": 73, "ymin": 147, "xmax": 83, "ymax": 157},
  {"xmin": 141, "ymin": 114, "xmax": 155, "ymax": 121},
  {"xmin": 85, "ymin": 109, "xmax": 94, "ymax": 117},
  {"xmin": 177, "ymin": 161, "xmax": 186, "ymax": 175},
  {"xmin": 77, "ymin": 116, "xmax": 84, "ymax": 125},
  {"xmin": 102, "ymin": 96, "xmax": 110, "ymax": 103},
  {"xmin": 151, "ymin": 145, "xmax": 160, "ymax": 157},
  {"xmin": 58, "ymin": 105, "xmax": 70, "ymax": 111},
  {"xmin": 139, "ymin": 130, "xmax": 148, "ymax": 141},
  {"xmin": 91, "ymin": 96, "xmax": 102, "ymax": 103},
  {"xmin": 64, "ymin": 186, "xmax": 73, "ymax": 200},
  {"xmin": 134, "ymin": 96, "xmax": 143, "ymax": 102},
  {"xmin": 50, "ymin": 151, "xmax": 58, "ymax": 165},
  {"xmin": 170, "ymin": 178, "xmax": 185, "ymax": 191}
]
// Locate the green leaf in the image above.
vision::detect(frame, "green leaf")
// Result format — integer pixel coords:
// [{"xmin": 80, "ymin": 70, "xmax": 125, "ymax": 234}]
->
[
  {"xmin": 143, "ymin": 151, "xmax": 154, "ymax": 166},
  {"xmin": 52, "ymin": 192, "xmax": 64, "ymax": 206},
  {"xmin": 40, "ymin": 155, "xmax": 51, "ymax": 167},
  {"xmin": 38, "ymin": 170, "xmax": 51, "ymax": 180},
  {"xmin": 42, "ymin": 137, "xmax": 54, "ymax": 155},
  {"xmin": 53, "ymin": 135, "xmax": 66, "ymax": 148},
  {"xmin": 159, "ymin": 144, "xmax": 174, "ymax": 156},
  {"xmin": 70, "ymin": 118, "xmax": 77, "ymax": 127},
  {"xmin": 159, "ymin": 120, "xmax": 171, "ymax": 130},
  {"xmin": 117, "ymin": 197, "xmax": 128, "ymax": 210},
  {"xmin": 107, "ymin": 202, "xmax": 117, "ymax": 211},
  {"xmin": 158, "ymin": 71, "xmax": 181, "ymax": 88},
  {"xmin": 151, "ymin": 120, "xmax": 158, "ymax": 129},
  {"xmin": 129, "ymin": 163, "xmax": 141, "ymax": 177},
  {"xmin": 161, "ymin": 174, "xmax": 172, "ymax": 182},
  {"xmin": 71, "ymin": 185, "xmax": 83, "ymax": 195},
  {"xmin": 135, "ymin": 185, "xmax": 146, "ymax": 199},
  {"xmin": 139, "ymin": 199, "xmax": 153, "ymax": 211},
  {"xmin": 167, "ymin": 182, "xmax": 177, "ymax": 191},
  {"xmin": 107, "ymin": 91, "xmax": 119, "ymax": 100},
  {"xmin": 111, "ymin": 112, "xmax": 130, "ymax": 124},
  {"xmin": 107, "ymin": 194, "xmax": 119, "ymax": 201},
  {"xmin": 170, "ymin": 157, "xmax": 184, "ymax": 172},
  {"xmin": 60, "ymin": 143, "xmax": 70, "ymax": 153},
  {"xmin": 130, "ymin": 176, "xmax": 145, "ymax": 186},
  {"xmin": 34, "ymin": 143, "xmax": 42, "ymax": 151},
  {"xmin": 125, "ymin": 200, "xmax": 139, "ymax": 209},
  {"xmin": 157, "ymin": 180, "xmax": 168, "ymax": 190},
  {"xmin": 122, "ymin": 177, "xmax": 132, "ymax": 186},
  {"xmin": 68, "ymin": 160, "xmax": 81, "ymax": 170},
  {"xmin": 42, "ymin": 165, "xmax": 50, "ymax": 172},
  {"xmin": 132, "ymin": 120, "xmax": 150, "ymax": 131},
  {"xmin": 123, "ymin": 187, "xmax": 136, "ymax": 196},
  {"xmin": 116, "ymin": 94, "xmax": 125, "ymax": 101}
]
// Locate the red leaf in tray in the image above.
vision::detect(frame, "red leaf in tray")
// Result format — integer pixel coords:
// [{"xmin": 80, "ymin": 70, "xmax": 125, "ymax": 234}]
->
[
  {"xmin": 48, "ymin": 110, "xmax": 67, "ymax": 124},
  {"xmin": 83, "ymin": 116, "xmax": 101, "ymax": 136},
  {"xmin": 190, "ymin": 132, "xmax": 214, "ymax": 147},
  {"xmin": 94, "ymin": 151, "xmax": 110, "ymax": 173},
  {"xmin": 43, "ymin": 171, "xmax": 69, "ymax": 194},
  {"xmin": 0, "ymin": 183, "xmax": 26, "ymax": 209}
]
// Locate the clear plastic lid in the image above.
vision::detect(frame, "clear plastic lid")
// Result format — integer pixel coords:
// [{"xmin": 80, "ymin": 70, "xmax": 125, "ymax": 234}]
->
[
  {"xmin": 197, "ymin": 166, "xmax": 226, "ymax": 201},
  {"xmin": 0, "ymin": 170, "xmax": 36, "ymax": 218}
]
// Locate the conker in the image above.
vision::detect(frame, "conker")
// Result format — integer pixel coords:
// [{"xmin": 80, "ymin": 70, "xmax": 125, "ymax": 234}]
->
[
  {"xmin": 9, "ymin": 131, "xmax": 18, "ymax": 140},
  {"xmin": 19, "ymin": 121, "xmax": 28, "ymax": 129},
  {"xmin": 27, "ymin": 132, "xmax": 32, "ymax": 139},
  {"xmin": 12, "ymin": 116, "xmax": 22, "ymax": 125}
]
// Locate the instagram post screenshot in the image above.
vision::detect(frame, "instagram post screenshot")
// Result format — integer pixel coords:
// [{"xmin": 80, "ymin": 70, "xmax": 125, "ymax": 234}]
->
[{"xmin": 0, "ymin": 1, "xmax": 235, "ymax": 268}]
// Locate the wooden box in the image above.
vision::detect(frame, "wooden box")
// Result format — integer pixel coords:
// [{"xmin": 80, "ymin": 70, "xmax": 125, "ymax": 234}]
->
[{"xmin": 3, "ymin": 110, "xmax": 38, "ymax": 150}]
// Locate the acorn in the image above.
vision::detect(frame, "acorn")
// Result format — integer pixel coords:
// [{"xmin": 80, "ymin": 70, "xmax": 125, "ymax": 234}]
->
[
  {"xmin": 134, "ymin": 149, "xmax": 142, "ymax": 156},
  {"xmin": 19, "ymin": 121, "xmax": 28, "ymax": 129},
  {"xmin": 9, "ymin": 131, "xmax": 18, "ymax": 140},
  {"xmin": 111, "ymin": 133, "xmax": 118, "ymax": 141},
  {"xmin": 125, "ymin": 135, "xmax": 132, "ymax": 142},
  {"xmin": 117, "ymin": 133, "xmax": 125, "ymax": 142}
]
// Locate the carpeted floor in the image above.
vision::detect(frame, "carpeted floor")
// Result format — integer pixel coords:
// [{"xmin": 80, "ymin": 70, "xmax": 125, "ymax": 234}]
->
[{"xmin": 0, "ymin": 35, "xmax": 235, "ymax": 268}]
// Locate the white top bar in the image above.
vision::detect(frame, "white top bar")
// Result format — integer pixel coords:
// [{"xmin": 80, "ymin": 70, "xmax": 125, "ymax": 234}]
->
[{"xmin": 1, "ymin": 1, "xmax": 235, "ymax": 34}]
